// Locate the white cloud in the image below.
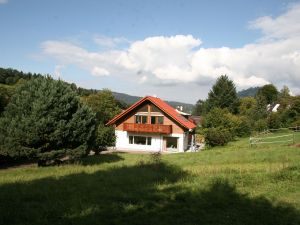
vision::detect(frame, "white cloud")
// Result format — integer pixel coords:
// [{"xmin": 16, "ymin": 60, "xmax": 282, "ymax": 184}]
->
[
  {"xmin": 249, "ymin": 3, "xmax": 300, "ymax": 40},
  {"xmin": 93, "ymin": 36, "xmax": 129, "ymax": 48},
  {"xmin": 0, "ymin": 0, "xmax": 8, "ymax": 4},
  {"xmin": 40, "ymin": 3, "xmax": 300, "ymax": 97},
  {"xmin": 91, "ymin": 66, "xmax": 109, "ymax": 76}
]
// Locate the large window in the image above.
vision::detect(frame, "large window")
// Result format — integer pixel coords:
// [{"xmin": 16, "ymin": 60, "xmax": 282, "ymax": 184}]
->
[
  {"xmin": 135, "ymin": 115, "xmax": 147, "ymax": 124},
  {"xmin": 129, "ymin": 136, "xmax": 152, "ymax": 145},
  {"xmin": 151, "ymin": 116, "xmax": 164, "ymax": 124},
  {"xmin": 165, "ymin": 137, "xmax": 178, "ymax": 150}
]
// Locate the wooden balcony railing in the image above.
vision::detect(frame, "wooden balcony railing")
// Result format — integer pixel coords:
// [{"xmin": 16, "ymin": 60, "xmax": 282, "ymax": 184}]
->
[{"xmin": 123, "ymin": 123, "xmax": 172, "ymax": 134}]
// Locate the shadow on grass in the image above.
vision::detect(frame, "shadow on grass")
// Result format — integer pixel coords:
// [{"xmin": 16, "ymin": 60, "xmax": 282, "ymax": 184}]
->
[
  {"xmin": 79, "ymin": 154, "xmax": 124, "ymax": 166},
  {"xmin": 0, "ymin": 161, "xmax": 299, "ymax": 225}
]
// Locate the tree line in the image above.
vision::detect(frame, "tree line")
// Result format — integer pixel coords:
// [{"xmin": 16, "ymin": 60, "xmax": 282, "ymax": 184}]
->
[{"xmin": 193, "ymin": 75, "xmax": 300, "ymax": 146}]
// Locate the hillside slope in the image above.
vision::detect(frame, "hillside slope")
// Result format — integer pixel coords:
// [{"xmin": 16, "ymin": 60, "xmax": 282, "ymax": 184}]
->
[{"xmin": 1, "ymin": 137, "xmax": 300, "ymax": 225}]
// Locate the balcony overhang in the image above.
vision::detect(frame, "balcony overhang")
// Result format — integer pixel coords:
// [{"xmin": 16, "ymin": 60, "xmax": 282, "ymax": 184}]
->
[{"xmin": 123, "ymin": 123, "xmax": 172, "ymax": 134}]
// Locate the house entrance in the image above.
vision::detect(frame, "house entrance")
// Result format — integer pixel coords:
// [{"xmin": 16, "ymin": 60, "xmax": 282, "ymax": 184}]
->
[{"xmin": 163, "ymin": 137, "xmax": 178, "ymax": 151}]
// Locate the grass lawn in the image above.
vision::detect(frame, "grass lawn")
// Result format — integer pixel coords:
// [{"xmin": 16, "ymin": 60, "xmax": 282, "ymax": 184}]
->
[{"xmin": 1, "ymin": 137, "xmax": 300, "ymax": 225}]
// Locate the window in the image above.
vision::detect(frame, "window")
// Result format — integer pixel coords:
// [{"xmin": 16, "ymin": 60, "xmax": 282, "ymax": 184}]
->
[
  {"xmin": 150, "ymin": 116, "xmax": 164, "ymax": 124},
  {"xmin": 129, "ymin": 136, "xmax": 133, "ymax": 144},
  {"xmin": 135, "ymin": 115, "xmax": 147, "ymax": 124},
  {"xmin": 129, "ymin": 136, "xmax": 152, "ymax": 145},
  {"xmin": 165, "ymin": 137, "xmax": 178, "ymax": 150},
  {"xmin": 147, "ymin": 137, "xmax": 152, "ymax": 145},
  {"xmin": 157, "ymin": 116, "xmax": 164, "ymax": 124},
  {"xmin": 151, "ymin": 116, "xmax": 156, "ymax": 124},
  {"xmin": 134, "ymin": 136, "xmax": 147, "ymax": 145}
]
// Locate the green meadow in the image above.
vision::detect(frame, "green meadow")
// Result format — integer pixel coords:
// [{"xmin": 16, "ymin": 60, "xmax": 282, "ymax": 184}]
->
[{"xmin": 1, "ymin": 137, "xmax": 300, "ymax": 225}]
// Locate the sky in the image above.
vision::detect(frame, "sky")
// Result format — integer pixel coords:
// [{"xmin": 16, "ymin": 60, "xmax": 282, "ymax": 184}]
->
[{"xmin": 1, "ymin": 0, "xmax": 300, "ymax": 103}]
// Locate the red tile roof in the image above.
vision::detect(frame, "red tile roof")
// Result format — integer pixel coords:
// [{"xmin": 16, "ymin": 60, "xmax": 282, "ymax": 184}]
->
[{"xmin": 106, "ymin": 96, "xmax": 196, "ymax": 130}]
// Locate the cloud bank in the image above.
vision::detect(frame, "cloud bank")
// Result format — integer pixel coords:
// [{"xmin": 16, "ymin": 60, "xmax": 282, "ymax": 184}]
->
[{"xmin": 41, "ymin": 3, "xmax": 300, "ymax": 96}]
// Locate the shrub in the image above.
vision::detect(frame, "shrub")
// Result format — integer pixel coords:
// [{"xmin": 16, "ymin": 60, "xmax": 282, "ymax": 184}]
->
[
  {"xmin": 254, "ymin": 119, "xmax": 268, "ymax": 132},
  {"xmin": 203, "ymin": 107, "xmax": 246, "ymax": 137},
  {"xmin": 93, "ymin": 124, "xmax": 116, "ymax": 154},
  {"xmin": 204, "ymin": 128, "xmax": 232, "ymax": 147},
  {"xmin": 236, "ymin": 116, "xmax": 251, "ymax": 137},
  {"xmin": 267, "ymin": 112, "xmax": 282, "ymax": 129}
]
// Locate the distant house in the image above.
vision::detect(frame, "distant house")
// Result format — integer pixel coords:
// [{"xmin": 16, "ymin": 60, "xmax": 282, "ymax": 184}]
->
[
  {"xmin": 106, "ymin": 96, "xmax": 196, "ymax": 152},
  {"xmin": 267, "ymin": 103, "xmax": 281, "ymax": 112}
]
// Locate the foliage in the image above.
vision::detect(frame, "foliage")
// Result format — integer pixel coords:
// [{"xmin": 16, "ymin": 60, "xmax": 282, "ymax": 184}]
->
[
  {"xmin": 239, "ymin": 97, "xmax": 257, "ymax": 116},
  {"xmin": 278, "ymin": 96, "xmax": 300, "ymax": 127},
  {"xmin": 0, "ymin": 67, "xmax": 42, "ymax": 85},
  {"xmin": 203, "ymin": 108, "xmax": 241, "ymax": 137},
  {"xmin": 192, "ymin": 99, "xmax": 208, "ymax": 116},
  {"xmin": 254, "ymin": 119, "xmax": 268, "ymax": 132},
  {"xmin": 206, "ymin": 75, "xmax": 239, "ymax": 114},
  {"xmin": 81, "ymin": 90, "xmax": 120, "ymax": 152},
  {"xmin": 252, "ymin": 94, "xmax": 268, "ymax": 121},
  {"xmin": 204, "ymin": 128, "xmax": 232, "ymax": 146},
  {"xmin": 256, "ymin": 84, "xmax": 279, "ymax": 104},
  {"xmin": 279, "ymin": 85, "xmax": 291, "ymax": 99},
  {"xmin": 0, "ymin": 85, "xmax": 13, "ymax": 114},
  {"xmin": 93, "ymin": 125, "xmax": 116, "ymax": 154},
  {"xmin": 0, "ymin": 76, "xmax": 96, "ymax": 162},
  {"xmin": 235, "ymin": 116, "xmax": 251, "ymax": 137},
  {"xmin": 267, "ymin": 112, "xmax": 282, "ymax": 129},
  {"xmin": 81, "ymin": 89, "xmax": 121, "ymax": 124}
]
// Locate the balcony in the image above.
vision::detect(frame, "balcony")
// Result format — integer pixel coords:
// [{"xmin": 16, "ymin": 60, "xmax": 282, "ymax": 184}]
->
[{"xmin": 123, "ymin": 123, "xmax": 172, "ymax": 134}]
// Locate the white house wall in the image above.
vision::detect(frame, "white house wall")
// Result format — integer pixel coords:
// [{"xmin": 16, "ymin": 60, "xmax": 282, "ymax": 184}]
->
[{"xmin": 115, "ymin": 130, "xmax": 188, "ymax": 152}]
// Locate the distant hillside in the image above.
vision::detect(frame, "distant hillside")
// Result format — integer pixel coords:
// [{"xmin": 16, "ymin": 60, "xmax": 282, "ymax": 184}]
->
[
  {"xmin": 238, "ymin": 87, "xmax": 260, "ymax": 97},
  {"xmin": 112, "ymin": 92, "xmax": 194, "ymax": 113},
  {"xmin": 0, "ymin": 67, "xmax": 194, "ymax": 113}
]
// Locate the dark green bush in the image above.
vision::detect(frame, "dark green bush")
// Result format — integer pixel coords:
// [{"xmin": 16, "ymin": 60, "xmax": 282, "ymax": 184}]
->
[
  {"xmin": 267, "ymin": 112, "xmax": 282, "ymax": 129},
  {"xmin": 254, "ymin": 119, "xmax": 268, "ymax": 132},
  {"xmin": 93, "ymin": 125, "xmax": 116, "ymax": 154},
  {"xmin": 204, "ymin": 128, "xmax": 232, "ymax": 147},
  {"xmin": 236, "ymin": 116, "xmax": 251, "ymax": 137}
]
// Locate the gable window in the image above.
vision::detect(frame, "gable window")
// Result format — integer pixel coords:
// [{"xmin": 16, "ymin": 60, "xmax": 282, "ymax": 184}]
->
[
  {"xmin": 129, "ymin": 135, "xmax": 152, "ymax": 145},
  {"xmin": 150, "ymin": 116, "xmax": 164, "ymax": 124},
  {"xmin": 135, "ymin": 115, "xmax": 147, "ymax": 124}
]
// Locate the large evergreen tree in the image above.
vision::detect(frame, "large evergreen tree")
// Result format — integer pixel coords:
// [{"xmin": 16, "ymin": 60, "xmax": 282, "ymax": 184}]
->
[
  {"xmin": 206, "ymin": 75, "xmax": 239, "ymax": 113},
  {"xmin": 0, "ymin": 76, "xmax": 96, "ymax": 161}
]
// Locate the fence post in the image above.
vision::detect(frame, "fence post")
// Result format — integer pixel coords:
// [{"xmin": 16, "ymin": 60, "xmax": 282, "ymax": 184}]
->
[{"xmin": 293, "ymin": 132, "xmax": 295, "ymax": 144}]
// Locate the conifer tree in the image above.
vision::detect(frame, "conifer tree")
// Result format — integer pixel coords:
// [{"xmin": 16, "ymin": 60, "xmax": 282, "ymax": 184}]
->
[
  {"xmin": 206, "ymin": 75, "xmax": 239, "ymax": 113},
  {"xmin": 0, "ymin": 76, "xmax": 96, "ymax": 161}
]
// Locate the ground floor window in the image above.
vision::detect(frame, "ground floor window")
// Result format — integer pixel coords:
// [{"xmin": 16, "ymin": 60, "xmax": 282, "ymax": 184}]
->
[
  {"xmin": 165, "ymin": 137, "xmax": 178, "ymax": 150},
  {"xmin": 129, "ymin": 135, "xmax": 152, "ymax": 145}
]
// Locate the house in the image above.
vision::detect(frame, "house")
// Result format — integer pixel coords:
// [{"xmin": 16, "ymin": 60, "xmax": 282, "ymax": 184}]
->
[{"xmin": 106, "ymin": 96, "xmax": 196, "ymax": 152}]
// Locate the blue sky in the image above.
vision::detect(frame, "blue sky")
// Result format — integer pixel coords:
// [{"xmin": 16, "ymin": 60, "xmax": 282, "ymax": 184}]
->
[{"xmin": 1, "ymin": 0, "xmax": 300, "ymax": 103}]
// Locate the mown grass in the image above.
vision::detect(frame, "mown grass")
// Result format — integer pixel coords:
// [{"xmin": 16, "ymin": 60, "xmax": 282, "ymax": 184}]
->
[{"xmin": 1, "ymin": 137, "xmax": 300, "ymax": 225}]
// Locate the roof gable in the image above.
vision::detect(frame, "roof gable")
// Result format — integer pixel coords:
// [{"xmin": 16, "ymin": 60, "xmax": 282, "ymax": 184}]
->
[{"xmin": 106, "ymin": 96, "xmax": 196, "ymax": 130}]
